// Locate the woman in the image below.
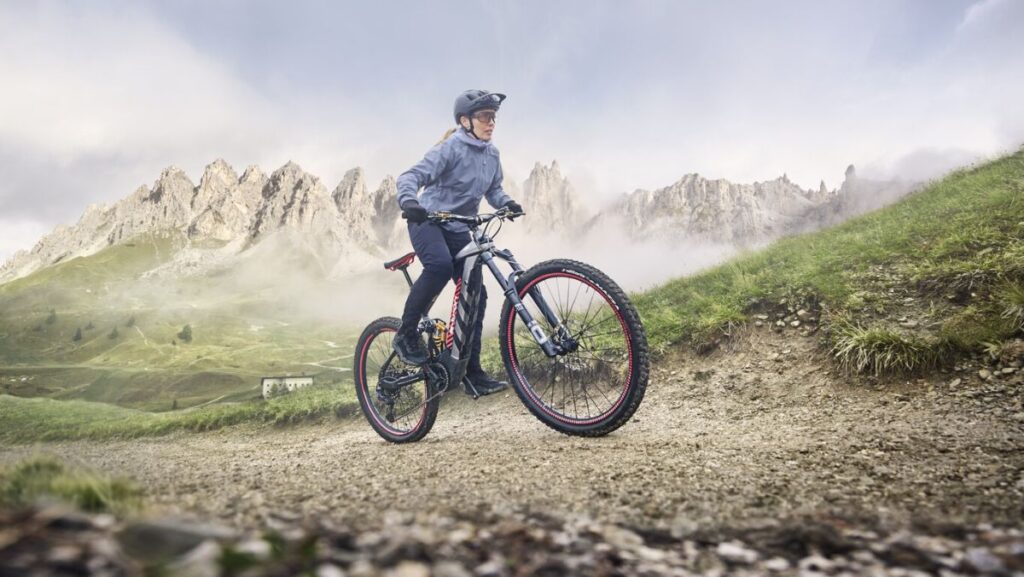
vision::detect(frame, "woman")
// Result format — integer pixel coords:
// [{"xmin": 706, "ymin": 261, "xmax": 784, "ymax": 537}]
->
[{"xmin": 393, "ymin": 89, "xmax": 523, "ymax": 396}]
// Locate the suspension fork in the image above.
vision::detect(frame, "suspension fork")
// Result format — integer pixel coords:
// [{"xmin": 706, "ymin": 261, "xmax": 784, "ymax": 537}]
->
[{"xmin": 481, "ymin": 251, "xmax": 571, "ymax": 357}]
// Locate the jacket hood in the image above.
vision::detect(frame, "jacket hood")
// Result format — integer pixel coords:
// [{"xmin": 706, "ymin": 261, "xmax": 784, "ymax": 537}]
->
[{"xmin": 454, "ymin": 127, "xmax": 493, "ymax": 149}]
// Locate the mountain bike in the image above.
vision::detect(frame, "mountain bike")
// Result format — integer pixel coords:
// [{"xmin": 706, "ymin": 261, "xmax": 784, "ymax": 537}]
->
[{"xmin": 353, "ymin": 208, "xmax": 649, "ymax": 443}]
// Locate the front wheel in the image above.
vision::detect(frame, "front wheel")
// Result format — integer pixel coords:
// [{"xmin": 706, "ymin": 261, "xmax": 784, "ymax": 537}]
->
[
  {"xmin": 354, "ymin": 317, "xmax": 439, "ymax": 443},
  {"xmin": 499, "ymin": 259, "xmax": 649, "ymax": 436}
]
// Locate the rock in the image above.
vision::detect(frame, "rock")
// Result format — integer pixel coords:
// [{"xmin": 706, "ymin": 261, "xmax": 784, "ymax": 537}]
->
[
  {"xmin": 167, "ymin": 540, "xmax": 222, "ymax": 577},
  {"xmin": 949, "ymin": 378, "xmax": 962, "ymax": 387},
  {"xmin": 46, "ymin": 544, "xmax": 81, "ymax": 564},
  {"xmin": 763, "ymin": 556, "xmax": 790, "ymax": 571},
  {"xmin": 598, "ymin": 524, "xmax": 644, "ymax": 550},
  {"xmin": 716, "ymin": 541, "xmax": 759, "ymax": 564},
  {"xmin": 798, "ymin": 554, "xmax": 834, "ymax": 572},
  {"xmin": 387, "ymin": 561, "xmax": 431, "ymax": 577},
  {"xmin": 669, "ymin": 517, "xmax": 699, "ymax": 539},
  {"xmin": 235, "ymin": 539, "xmax": 272, "ymax": 560},
  {"xmin": 962, "ymin": 547, "xmax": 1004, "ymax": 573},
  {"xmin": 474, "ymin": 556, "xmax": 506, "ymax": 577},
  {"xmin": 790, "ymin": 320, "xmax": 801, "ymax": 327},
  {"xmin": 116, "ymin": 519, "xmax": 236, "ymax": 563},
  {"xmin": 317, "ymin": 564, "xmax": 348, "ymax": 577},
  {"xmin": 979, "ymin": 369, "xmax": 993, "ymax": 380},
  {"xmin": 434, "ymin": 561, "xmax": 473, "ymax": 577}
]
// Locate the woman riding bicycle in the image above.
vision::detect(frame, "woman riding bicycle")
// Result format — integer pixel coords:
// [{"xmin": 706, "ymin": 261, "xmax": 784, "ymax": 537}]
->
[{"xmin": 392, "ymin": 89, "xmax": 523, "ymax": 396}]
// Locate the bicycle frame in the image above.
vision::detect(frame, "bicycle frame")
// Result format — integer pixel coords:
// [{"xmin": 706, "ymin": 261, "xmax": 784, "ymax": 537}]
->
[{"xmin": 397, "ymin": 215, "xmax": 576, "ymax": 392}]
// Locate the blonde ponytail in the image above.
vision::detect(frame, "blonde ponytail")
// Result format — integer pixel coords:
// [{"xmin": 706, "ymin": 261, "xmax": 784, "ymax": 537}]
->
[{"xmin": 436, "ymin": 127, "xmax": 458, "ymax": 146}]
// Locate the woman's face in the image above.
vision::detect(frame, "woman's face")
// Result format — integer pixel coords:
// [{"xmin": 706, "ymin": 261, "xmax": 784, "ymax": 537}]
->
[{"xmin": 460, "ymin": 108, "xmax": 498, "ymax": 141}]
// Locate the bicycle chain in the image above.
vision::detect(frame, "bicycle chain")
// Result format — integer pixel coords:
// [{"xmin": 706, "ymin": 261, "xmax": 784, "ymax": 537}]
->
[{"xmin": 388, "ymin": 363, "xmax": 453, "ymax": 422}]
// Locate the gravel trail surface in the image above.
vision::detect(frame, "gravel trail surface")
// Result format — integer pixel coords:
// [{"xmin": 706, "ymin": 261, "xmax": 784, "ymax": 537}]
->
[{"xmin": 3, "ymin": 328, "xmax": 1021, "ymax": 535}]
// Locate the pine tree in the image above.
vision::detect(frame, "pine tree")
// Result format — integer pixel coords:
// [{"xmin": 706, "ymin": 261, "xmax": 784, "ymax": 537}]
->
[
  {"xmin": 73, "ymin": 328, "xmax": 82, "ymax": 342},
  {"xmin": 45, "ymin": 309, "xmax": 57, "ymax": 325},
  {"xmin": 126, "ymin": 315, "xmax": 135, "ymax": 328},
  {"xmin": 108, "ymin": 326, "xmax": 119, "ymax": 340},
  {"xmin": 177, "ymin": 324, "xmax": 193, "ymax": 343},
  {"xmin": 85, "ymin": 321, "xmax": 94, "ymax": 330}
]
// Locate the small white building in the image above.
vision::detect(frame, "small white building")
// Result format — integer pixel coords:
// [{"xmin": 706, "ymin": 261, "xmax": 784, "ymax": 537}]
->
[{"xmin": 261, "ymin": 376, "xmax": 314, "ymax": 399}]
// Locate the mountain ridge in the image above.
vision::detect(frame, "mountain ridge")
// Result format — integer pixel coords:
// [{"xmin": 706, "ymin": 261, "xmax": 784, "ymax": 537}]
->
[{"xmin": 0, "ymin": 159, "xmax": 911, "ymax": 284}]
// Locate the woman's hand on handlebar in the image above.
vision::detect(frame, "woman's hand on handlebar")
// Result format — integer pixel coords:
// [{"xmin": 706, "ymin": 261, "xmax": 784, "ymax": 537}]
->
[{"xmin": 427, "ymin": 209, "xmax": 525, "ymax": 225}]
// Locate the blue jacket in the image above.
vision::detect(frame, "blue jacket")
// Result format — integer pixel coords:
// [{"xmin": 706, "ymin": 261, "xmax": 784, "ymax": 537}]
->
[{"xmin": 396, "ymin": 127, "xmax": 512, "ymax": 232}]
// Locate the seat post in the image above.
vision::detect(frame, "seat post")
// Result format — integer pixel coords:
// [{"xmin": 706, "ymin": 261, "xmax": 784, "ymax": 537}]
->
[{"xmin": 401, "ymin": 267, "xmax": 413, "ymax": 288}]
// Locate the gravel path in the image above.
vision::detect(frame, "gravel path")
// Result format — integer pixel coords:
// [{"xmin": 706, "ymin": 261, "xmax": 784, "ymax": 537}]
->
[{"xmin": 2, "ymin": 328, "xmax": 1022, "ymax": 534}]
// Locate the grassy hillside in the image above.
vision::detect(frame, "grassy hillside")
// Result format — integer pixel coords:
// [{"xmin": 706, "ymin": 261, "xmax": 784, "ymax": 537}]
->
[
  {"xmin": 2, "ymin": 148, "xmax": 1021, "ymax": 441},
  {"xmin": 0, "ymin": 232, "xmax": 407, "ymax": 409},
  {"xmin": 634, "ymin": 147, "xmax": 1024, "ymax": 372}
]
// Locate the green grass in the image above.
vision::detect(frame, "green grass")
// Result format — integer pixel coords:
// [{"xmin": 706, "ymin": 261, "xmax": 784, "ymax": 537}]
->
[
  {"xmin": 0, "ymin": 456, "xmax": 142, "ymax": 513},
  {"xmin": 0, "ymin": 384, "xmax": 357, "ymax": 443},
  {"xmin": 999, "ymin": 281, "xmax": 1024, "ymax": 332},
  {"xmin": 633, "ymin": 148, "xmax": 1024, "ymax": 370}
]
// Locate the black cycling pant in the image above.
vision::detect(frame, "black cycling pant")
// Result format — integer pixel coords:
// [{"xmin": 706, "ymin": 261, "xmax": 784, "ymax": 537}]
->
[{"xmin": 400, "ymin": 221, "xmax": 487, "ymax": 371}]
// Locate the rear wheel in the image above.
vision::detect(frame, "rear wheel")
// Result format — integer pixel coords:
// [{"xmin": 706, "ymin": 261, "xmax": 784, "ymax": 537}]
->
[
  {"xmin": 354, "ymin": 317, "xmax": 439, "ymax": 443},
  {"xmin": 499, "ymin": 260, "xmax": 649, "ymax": 436}
]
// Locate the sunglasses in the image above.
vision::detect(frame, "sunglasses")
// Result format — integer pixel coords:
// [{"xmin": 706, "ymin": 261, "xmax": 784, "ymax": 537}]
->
[{"xmin": 471, "ymin": 111, "xmax": 497, "ymax": 123}]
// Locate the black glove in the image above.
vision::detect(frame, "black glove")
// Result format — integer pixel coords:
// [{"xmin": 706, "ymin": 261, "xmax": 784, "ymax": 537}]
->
[
  {"xmin": 504, "ymin": 200, "xmax": 524, "ymax": 220},
  {"xmin": 401, "ymin": 200, "xmax": 428, "ymax": 224}
]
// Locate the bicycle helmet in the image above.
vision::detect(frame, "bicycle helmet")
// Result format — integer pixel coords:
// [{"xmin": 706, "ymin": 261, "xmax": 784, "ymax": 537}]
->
[{"xmin": 453, "ymin": 89, "xmax": 506, "ymax": 124}]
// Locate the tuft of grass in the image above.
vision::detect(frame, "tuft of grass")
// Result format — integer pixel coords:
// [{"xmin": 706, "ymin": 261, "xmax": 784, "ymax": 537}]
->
[
  {"xmin": 830, "ymin": 321, "xmax": 950, "ymax": 376},
  {"xmin": 0, "ymin": 456, "xmax": 142, "ymax": 513},
  {"xmin": 999, "ymin": 282, "xmax": 1024, "ymax": 332}
]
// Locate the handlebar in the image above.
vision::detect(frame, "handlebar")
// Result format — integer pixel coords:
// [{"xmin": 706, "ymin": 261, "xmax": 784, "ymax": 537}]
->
[{"xmin": 427, "ymin": 207, "xmax": 525, "ymax": 225}]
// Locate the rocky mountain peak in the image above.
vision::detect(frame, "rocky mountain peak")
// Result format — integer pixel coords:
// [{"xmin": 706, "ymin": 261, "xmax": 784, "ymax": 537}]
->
[
  {"xmin": 199, "ymin": 159, "xmax": 238, "ymax": 188},
  {"xmin": 332, "ymin": 168, "xmax": 369, "ymax": 209},
  {"xmin": 521, "ymin": 161, "xmax": 586, "ymax": 234},
  {"xmin": 147, "ymin": 166, "xmax": 193, "ymax": 205},
  {"xmin": 240, "ymin": 165, "xmax": 267, "ymax": 185}
]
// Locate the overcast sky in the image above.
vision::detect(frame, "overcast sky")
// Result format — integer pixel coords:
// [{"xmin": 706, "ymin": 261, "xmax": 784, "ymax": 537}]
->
[{"xmin": 1, "ymin": 0, "xmax": 1022, "ymax": 261}]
